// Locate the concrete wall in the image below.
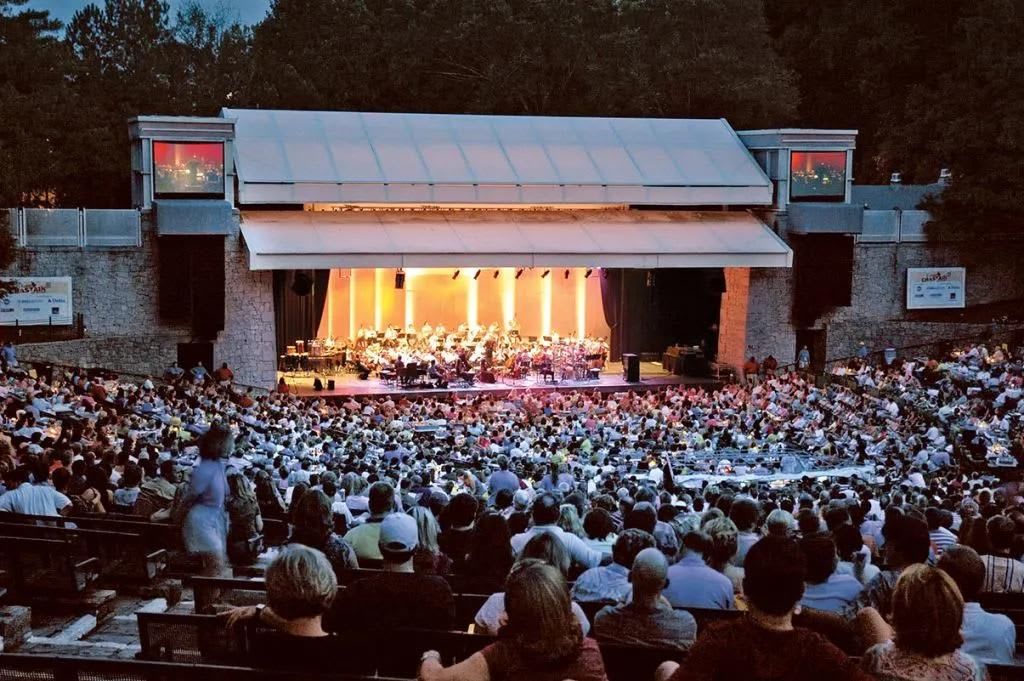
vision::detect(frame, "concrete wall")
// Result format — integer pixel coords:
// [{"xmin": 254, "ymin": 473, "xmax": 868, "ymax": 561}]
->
[
  {"xmin": 8, "ymin": 215, "xmax": 277, "ymax": 388},
  {"xmin": 729, "ymin": 239, "xmax": 1024, "ymax": 370}
]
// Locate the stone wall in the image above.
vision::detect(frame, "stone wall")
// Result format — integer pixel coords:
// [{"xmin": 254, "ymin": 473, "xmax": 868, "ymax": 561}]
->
[
  {"xmin": 734, "ymin": 239, "xmax": 1024, "ymax": 370},
  {"xmin": 717, "ymin": 267, "xmax": 750, "ymax": 369},
  {"xmin": 8, "ymin": 215, "xmax": 277, "ymax": 388}
]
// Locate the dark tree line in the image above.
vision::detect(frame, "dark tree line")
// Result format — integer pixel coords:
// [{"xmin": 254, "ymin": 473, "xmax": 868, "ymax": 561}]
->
[{"xmin": 0, "ymin": 0, "xmax": 1021, "ymax": 236}]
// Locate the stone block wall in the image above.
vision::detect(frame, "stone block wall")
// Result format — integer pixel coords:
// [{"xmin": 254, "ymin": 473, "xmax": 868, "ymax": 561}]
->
[
  {"xmin": 7, "ymin": 215, "xmax": 277, "ymax": 388},
  {"xmin": 717, "ymin": 267, "xmax": 750, "ymax": 369},
  {"xmin": 733, "ymin": 239, "xmax": 1024, "ymax": 370}
]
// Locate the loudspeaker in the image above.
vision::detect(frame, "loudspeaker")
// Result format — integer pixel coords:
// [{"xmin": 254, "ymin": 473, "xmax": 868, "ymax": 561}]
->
[
  {"xmin": 191, "ymin": 236, "xmax": 225, "ymax": 337},
  {"xmin": 327, "ymin": 379, "xmax": 336, "ymax": 390},
  {"xmin": 395, "ymin": 271, "xmax": 405, "ymax": 289},
  {"xmin": 291, "ymin": 272, "xmax": 314, "ymax": 296},
  {"xmin": 159, "ymin": 237, "xmax": 191, "ymax": 320},
  {"xmin": 622, "ymin": 353, "xmax": 640, "ymax": 383}
]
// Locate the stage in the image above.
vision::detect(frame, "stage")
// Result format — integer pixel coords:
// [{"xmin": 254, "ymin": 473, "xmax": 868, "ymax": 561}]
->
[{"xmin": 282, "ymin": 362, "xmax": 718, "ymax": 398}]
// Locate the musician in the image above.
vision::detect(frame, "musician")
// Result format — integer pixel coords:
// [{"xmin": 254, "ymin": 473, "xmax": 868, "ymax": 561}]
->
[{"xmin": 427, "ymin": 361, "xmax": 447, "ymax": 389}]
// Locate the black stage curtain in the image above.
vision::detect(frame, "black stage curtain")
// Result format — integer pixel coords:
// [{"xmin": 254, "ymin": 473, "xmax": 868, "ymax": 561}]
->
[
  {"xmin": 273, "ymin": 269, "xmax": 329, "ymax": 356},
  {"xmin": 600, "ymin": 268, "xmax": 622, "ymax": 359}
]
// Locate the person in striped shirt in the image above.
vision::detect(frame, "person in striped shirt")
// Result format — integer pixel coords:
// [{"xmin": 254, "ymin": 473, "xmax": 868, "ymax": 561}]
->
[
  {"xmin": 980, "ymin": 515, "xmax": 1024, "ymax": 593},
  {"xmin": 926, "ymin": 507, "xmax": 958, "ymax": 557}
]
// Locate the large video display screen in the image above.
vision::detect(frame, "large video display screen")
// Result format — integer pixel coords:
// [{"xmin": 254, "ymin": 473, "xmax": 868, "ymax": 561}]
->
[
  {"xmin": 790, "ymin": 151, "xmax": 847, "ymax": 202},
  {"xmin": 153, "ymin": 141, "xmax": 225, "ymax": 198}
]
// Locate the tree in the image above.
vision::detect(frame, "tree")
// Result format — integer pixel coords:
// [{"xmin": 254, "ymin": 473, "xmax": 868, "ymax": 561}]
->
[{"xmin": 0, "ymin": 0, "xmax": 69, "ymax": 207}]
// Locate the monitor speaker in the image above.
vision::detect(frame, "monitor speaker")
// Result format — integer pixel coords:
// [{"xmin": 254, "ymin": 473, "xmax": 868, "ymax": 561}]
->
[{"xmin": 622, "ymin": 353, "xmax": 640, "ymax": 383}]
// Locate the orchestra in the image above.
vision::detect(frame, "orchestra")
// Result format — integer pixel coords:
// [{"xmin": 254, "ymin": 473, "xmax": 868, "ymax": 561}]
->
[{"xmin": 281, "ymin": 321, "xmax": 609, "ymax": 389}]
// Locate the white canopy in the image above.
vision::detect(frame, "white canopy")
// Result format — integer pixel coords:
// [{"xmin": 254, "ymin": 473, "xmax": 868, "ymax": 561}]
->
[
  {"xmin": 239, "ymin": 209, "xmax": 792, "ymax": 270},
  {"xmin": 223, "ymin": 109, "xmax": 772, "ymax": 206}
]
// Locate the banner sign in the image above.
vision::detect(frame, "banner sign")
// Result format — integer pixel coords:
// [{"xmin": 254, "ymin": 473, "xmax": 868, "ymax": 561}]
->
[
  {"xmin": 0, "ymin": 277, "xmax": 73, "ymax": 325},
  {"xmin": 906, "ymin": 267, "xmax": 965, "ymax": 309}
]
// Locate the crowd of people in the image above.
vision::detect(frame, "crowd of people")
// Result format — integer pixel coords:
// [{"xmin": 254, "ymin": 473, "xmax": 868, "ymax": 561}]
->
[{"xmin": 2, "ymin": 337, "xmax": 1024, "ymax": 680}]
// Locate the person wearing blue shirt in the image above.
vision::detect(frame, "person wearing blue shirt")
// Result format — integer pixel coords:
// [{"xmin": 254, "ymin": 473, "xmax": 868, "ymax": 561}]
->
[
  {"xmin": 799, "ymin": 533, "xmax": 864, "ymax": 613},
  {"xmin": 485, "ymin": 455, "xmax": 520, "ymax": 499},
  {"xmin": 938, "ymin": 545, "xmax": 1016, "ymax": 665},
  {"xmin": 1, "ymin": 341, "xmax": 17, "ymax": 369},
  {"xmin": 663, "ymin": 529, "xmax": 734, "ymax": 610}
]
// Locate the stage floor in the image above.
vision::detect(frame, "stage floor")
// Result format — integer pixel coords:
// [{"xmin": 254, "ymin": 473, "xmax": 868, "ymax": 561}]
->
[{"xmin": 282, "ymin": 362, "xmax": 717, "ymax": 398}]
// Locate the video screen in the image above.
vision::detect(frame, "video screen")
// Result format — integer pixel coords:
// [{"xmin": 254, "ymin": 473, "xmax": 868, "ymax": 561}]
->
[
  {"xmin": 153, "ymin": 141, "xmax": 225, "ymax": 198},
  {"xmin": 790, "ymin": 151, "xmax": 847, "ymax": 202}
]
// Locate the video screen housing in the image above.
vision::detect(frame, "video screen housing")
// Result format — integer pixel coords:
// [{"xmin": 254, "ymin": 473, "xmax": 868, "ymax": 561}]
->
[{"xmin": 153, "ymin": 141, "xmax": 225, "ymax": 199}]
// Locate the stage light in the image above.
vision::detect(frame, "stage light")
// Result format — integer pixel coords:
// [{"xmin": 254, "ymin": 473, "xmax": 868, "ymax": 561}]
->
[
  {"xmin": 493, "ymin": 270, "xmax": 500, "ymax": 279},
  {"xmin": 473, "ymin": 269, "xmax": 481, "ymax": 280},
  {"xmin": 564, "ymin": 269, "xmax": 570, "ymax": 279},
  {"xmin": 452, "ymin": 269, "xmax": 460, "ymax": 280},
  {"xmin": 394, "ymin": 269, "xmax": 405, "ymax": 289},
  {"xmin": 541, "ymin": 269, "xmax": 550, "ymax": 278},
  {"xmin": 585, "ymin": 269, "xmax": 593, "ymax": 278},
  {"xmin": 515, "ymin": 268, "xmax": 524, "ymax": 279}
]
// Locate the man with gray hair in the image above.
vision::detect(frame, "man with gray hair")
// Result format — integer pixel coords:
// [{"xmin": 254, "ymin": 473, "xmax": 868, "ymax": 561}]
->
[
  {"xmin": 593, "ymin": 547, "xmax": 697, "ymax": 651},
  {"xmin": 938, "ymin": 544, "xmax": 1016, "ymax": 664}
]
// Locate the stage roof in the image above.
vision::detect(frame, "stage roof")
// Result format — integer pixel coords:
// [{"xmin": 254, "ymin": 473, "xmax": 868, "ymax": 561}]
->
[
  {"xmin": 239, "ymin": 209, "xmax": 792, "ymax": 270},
  {"xmin": 222, "ymin": 109, "xmax": 773, "ymax": 207}
]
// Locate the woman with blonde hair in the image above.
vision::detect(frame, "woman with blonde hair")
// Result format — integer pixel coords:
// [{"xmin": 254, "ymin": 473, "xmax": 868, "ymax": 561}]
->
[
  {"xmin": 419, "ymin": 560, "xmax": 608, "ymax": 681},
  {"xmin": 859, "ymin": 564, "xmax": 986, "ymax": 681},
  {"xmin": 557, "ymin": 503, "xmax": 586, "ymax": 539},
  {"xmin": 226, "ymin": 468, "xmax": 263, "ymax": 565},
  {"xmin": 411, "ymin": 505, "xmax": 452, "ymax": 575}
]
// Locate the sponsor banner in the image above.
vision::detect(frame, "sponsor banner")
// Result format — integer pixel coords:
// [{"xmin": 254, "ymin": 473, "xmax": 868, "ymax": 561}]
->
[
  {"xmin": 0, "ymin": 277, "xmax": 73, "ymax": 325},
  {"xmin": 907, "ymin": 267, "xmax": 965, "ymax": 309}
]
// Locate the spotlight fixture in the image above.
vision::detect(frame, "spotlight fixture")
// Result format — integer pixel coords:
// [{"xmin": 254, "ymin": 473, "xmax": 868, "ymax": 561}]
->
[
  {"xmin": 541, "ymin": 269, "xmax": 550, "ymax": 278},
  {"xmin": 492, "ymin": 270, "xmax": 500, "ymax": 279},
  {"xmin": 585, "ymin": 269, "xmax": 593, "ymax": 278},
  {"xmin": 394, "ymin": 268, "xmax": 405, "ymax": 289},
  {"xmin": 473, "ymin": 269, "xmax": 482, "ymax": 280},
  {"xmin": 452, "ymin": 269, "xmax": 460, "ymax": 280},
  {"xmin": 564, "ymin": 269, "xmax": 570, "ymax": 279},
  {"xmin": 515, "ymin": 268, "xmax": 524, "ymax": 279}
]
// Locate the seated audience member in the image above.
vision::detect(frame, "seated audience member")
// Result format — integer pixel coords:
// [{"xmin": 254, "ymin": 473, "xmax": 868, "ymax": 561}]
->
[
  {"xmin": 329, "ymin": 512, "xmax": 454, "ymax": 632},
  {"xmin": 221, "ymin": 544, "xmax": 362, "ymax": 671},
  {"xmin": 112, "ymin": 462, "xmax": 143, "ymax": 510},
  {"xmin": 926, "ymin": 506, "xmax": 958, "ymax": 557},
  {"xmin": 980, "ymin": 514, "xmax": 1024, "ymax": 593},
  {"xmin": 765, "ymin": 508, "xmax": 795, "ymax": 538},
  {"xmin": 594, "ymin": 547, "xmax": 697, "ymax": 651},
  {"xmin": 663, "ymin": 528, "xmax": 734, "ymax": 610},
  {"xmin": 655, "ymin": 536, "xmax": 871, "ymax": 681},
  {"xmin": 411, "ymin": 505, "xmax": 452, "ymax": 575},
  {"xmin": 858, "ymin": 564, "xmax": 987, "ymax": 681},
  {"xmin": 290, "ymin": 489, "xmax": 358, "ymax": 573},
  {"xmin": 799, "ymin": 534, "xmax": 864, "ymax": 613},
  {"xmin": 342, "ymin": 481, "xmax": 394, "ymax": 562},
  {"xmin": 225, "ymin": 468, "xmax": 264, "ymax": 565},
  {"xmin": 476, "ymin": 532, "xmax": 591, "ymax": 636},
  {"xmin": 704, "ymin": 517, "xmax": 745, "ymax": 594},
  {"xmin": 729, "ymin": 496, "xmax": 761, "ymax": 566},
  {"xmin": 0, "ymin": 464, "xmax": 72, "ymax": 516},
  {"xmin": 582, "ymin": 507, "xmax": 618, "ymax": 557},
  {"xmin": 571, "ymin": 528, "xmax": 654, "ymax": 603},
  {"xmin": 462, "ymin": 511, "xmax": 515, "ymax": 590},
  {"xmin": 844, "ymin": 514, "xmax": 930, "ymax": 619},
  {"xmin": 511, "ymin": 493, "xmax": 602, "ymax": 569},
  {"xmin": 938, "ymin": 544, "xmax": 1015, "ymax": 664},
  {"xmin": 439, "ymin": 492, "xmax": 478, "ymax": 570},
  {"xmin": 834, "ymin": 523, "xmax": 881, "ymax": 585},
  {"xmin": 419, "ymin": 560, "xmax": 608, "ymax": 681}
]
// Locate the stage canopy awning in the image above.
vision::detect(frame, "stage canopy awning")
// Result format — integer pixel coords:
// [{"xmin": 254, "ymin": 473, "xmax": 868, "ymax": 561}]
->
[
  {"xmin": 239, "ymin": 209, "xmax": 792, "ymax": 270},
  {"xmin": 223, "ymin": 108, "xmax": 773, "ymax": 206}
]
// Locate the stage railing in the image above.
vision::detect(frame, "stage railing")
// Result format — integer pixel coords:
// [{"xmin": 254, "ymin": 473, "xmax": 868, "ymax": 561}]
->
[{"xmin": 5, "ymin": 207, "xmax": 141, "ymax": 248}]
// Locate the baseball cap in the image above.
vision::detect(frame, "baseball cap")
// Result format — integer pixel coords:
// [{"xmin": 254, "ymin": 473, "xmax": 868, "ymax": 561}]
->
[{"xmin": 378, "ymin": 513, "xmax": 418, "ymax": 553}]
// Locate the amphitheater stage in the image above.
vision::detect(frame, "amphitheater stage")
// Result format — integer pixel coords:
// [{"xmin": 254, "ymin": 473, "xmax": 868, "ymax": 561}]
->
[{"xmin": 282, "ymin": 362, "xmax": 718, "ymax": 399}]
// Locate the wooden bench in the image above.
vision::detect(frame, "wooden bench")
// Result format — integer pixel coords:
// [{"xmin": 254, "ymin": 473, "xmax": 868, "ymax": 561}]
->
[
  {"xmin": 0, "ymin": 521, "xmax": 166, "ymax": 585},
  {"xmin": 0, "ymin": 534, "xmax": 100, "ymax": 597},
  {"xmin": 0, "ymin": 653, "xmax": 414, "ymax": 681}
]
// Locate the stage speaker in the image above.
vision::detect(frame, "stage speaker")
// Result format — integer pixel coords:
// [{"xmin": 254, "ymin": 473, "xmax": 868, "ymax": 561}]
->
[
  {"xmin": 395, "ymin": 271, "xmax": 405, "ymax": 289},
  {"xmin": 159, "ymin": 237, "xmax": 191, "ymax": 320},
  {"xmin": 291, "ymin": 271, "xmax": 314, "ymax": 296},
  {"xmin": 622, "ymin": 353, "xmax": 640, "ymax": 383},
  {"xmin": 191, "ymin": 236, "xmax": 225, "ymax": 337},
  {"xmin": 327, "ymin": 379, "xmax": 336, "ymax": 390}
]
